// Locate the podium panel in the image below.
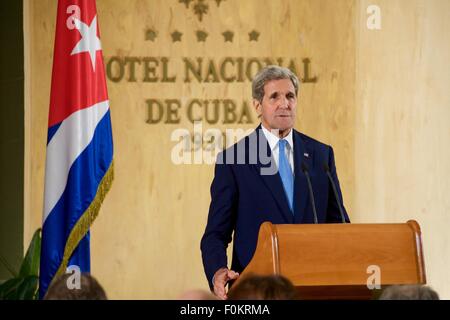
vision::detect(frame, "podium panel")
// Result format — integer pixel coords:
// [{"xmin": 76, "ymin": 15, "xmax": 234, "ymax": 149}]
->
[{"xmin": 238, "ymin": 220, "xmax": 426, "ymax": 299}]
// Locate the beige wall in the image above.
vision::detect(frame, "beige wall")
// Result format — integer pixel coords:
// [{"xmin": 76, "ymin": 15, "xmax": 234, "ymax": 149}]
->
[
  {"xmin": 354, "ymin": 0, "xmax": 450, "ymax": 298},
  {"xmin": 24, "ymin": 0, "xmax": 449, "ymax": 299}
]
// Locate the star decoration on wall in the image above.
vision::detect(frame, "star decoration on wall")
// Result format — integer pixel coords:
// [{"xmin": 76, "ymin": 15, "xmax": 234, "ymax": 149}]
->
[
  {"xmin": 171, "ymin": 30, "xmax": 183, "ymax": 42},
  {"xmin": 196, "ymin": 30, "xmax": 208, "ymax": 42},
  {"xmin": 145, "ymin": 29, "xmax": 158, "ymax": 41},
  {"xmin": 178, "ymin": 0, "xmax": 229, "ymax": 22},
  {"xmin": 179, "ymin": 0, "xmax": 193, "ymax": 8},
  {"xmin": 222, "ymin": 30, "xmax": 234, "ymax": 42},
  {"xmin": 249, "ymin": 30, "xmax": 260, "ymax": 42},
  {"xmin": 215, "ymin": 0, "xmax": 225, "ymax": 7},
  {"xmin": 145, "ymin": 28, "xmax": 262, "ymax": 45},
  {"xmin": 193, "ymin": 0, "xmax": 209, "ymax": 22}
]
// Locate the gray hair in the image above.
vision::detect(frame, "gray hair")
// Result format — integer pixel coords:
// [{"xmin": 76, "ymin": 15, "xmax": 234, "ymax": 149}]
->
[
  {"xmin": 252, "ymin": 65, "xmax": 300, "ymax": 103},
  {"xmin": 379, "ymin": 285, "xmax": 439, "ymax": 300}
]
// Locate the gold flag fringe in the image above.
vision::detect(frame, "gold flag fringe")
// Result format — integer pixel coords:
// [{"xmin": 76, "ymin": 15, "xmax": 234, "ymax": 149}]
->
[{"xmin": 51, "ymin": 160, "xmax": 114, "ymax": 285}]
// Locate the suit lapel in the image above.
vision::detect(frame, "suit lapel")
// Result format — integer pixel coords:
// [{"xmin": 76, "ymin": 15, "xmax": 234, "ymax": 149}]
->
[
  {"xmin": 252, "ymin": 126, "xmax": 294, "ymax": 223},
  {"xmin": 293, "ymin": 131, "xmax": 314, "ymax": 223}
]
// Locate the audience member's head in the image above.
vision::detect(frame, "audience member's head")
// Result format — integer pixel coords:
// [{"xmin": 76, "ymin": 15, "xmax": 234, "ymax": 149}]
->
[
  {"xmin": 44, "ymin": 273, "xmax": 107, "ymax": 300},
  {"xmin": 227, "ymin": 274, "xmax": 297, "ymax": 300},
  {"xmin": 379, "ymin": 284, "xmax": 439, "ymax": 300},
  {"xmin": 178, "ymin": 289, "xmax": 218, "ymax": 300}
]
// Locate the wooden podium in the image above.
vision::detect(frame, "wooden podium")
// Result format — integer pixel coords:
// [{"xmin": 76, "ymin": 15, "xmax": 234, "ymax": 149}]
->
[{"xmin": 237, "ymin": 220, "xmax": 426, "ymax": 299}]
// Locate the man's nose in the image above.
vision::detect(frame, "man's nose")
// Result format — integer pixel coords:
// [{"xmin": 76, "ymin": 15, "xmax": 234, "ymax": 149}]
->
[{"xmin": 278, "ymin": 96, "xmax": 290, "ymax": 109}]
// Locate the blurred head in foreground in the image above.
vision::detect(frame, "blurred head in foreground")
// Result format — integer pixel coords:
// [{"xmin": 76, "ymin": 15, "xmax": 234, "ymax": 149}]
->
[
  {"xmin": 44, "ymin": 273, "xmax": 107, "ymax": 300},
  {"xmin": 379, "ymin": 284, "xmax": 439, "ymax": 300},
  {"xmin": 227, "ymin": 274, "xmax": 297, "ymax": 300}
]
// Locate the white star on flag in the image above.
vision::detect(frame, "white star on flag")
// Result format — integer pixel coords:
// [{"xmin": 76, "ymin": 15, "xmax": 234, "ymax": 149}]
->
[{"xmin": 71, "ymin": 15, "xmax": 102, "ymax": 71}]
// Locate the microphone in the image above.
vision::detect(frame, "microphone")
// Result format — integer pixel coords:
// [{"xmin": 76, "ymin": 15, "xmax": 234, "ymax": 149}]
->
[
  {"xmin": 301, "ymin": 162, "xmax": 318, "ymax": 224},
  {"xmin": 323, "ymin": 163, "xmax": 347, "ymax": 223}
]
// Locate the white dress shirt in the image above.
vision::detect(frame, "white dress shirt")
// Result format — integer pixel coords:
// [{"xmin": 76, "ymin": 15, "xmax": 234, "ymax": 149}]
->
[{"xmin": 261, "ymin": 125, "xmax": 294, "ymax": 174}]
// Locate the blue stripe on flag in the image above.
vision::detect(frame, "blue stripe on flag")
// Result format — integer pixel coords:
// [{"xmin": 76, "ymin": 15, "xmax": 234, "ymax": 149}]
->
[
  {"xmin": 47, "ymin": 122, "xmax": 62, "ymax": 144},
  {"xmin": 39, "ymin": 111, "xmax": 113, "ymax": 298}
]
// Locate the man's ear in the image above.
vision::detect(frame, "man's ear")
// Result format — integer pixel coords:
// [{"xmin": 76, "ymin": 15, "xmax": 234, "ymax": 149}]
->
[{"xmin": 253, "ymin": 99, "xmax": 262, "ymax": 117}]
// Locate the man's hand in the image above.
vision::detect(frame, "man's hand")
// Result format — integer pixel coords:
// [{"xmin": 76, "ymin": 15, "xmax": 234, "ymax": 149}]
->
[{"xmin": 212, "ymin": 267, "xmax": 239, "ymax": 300}]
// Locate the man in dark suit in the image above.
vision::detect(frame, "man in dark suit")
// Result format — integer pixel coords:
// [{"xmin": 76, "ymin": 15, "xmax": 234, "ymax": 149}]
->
[{"xmin": 200, "ymin": 65, "xmax": 350, "ymax": 299}]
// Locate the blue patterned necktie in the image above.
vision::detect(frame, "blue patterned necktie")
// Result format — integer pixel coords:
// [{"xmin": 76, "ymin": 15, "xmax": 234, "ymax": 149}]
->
[{"xmin": 278, "ymin": 139, "xmax": 294, "ymax": 213}]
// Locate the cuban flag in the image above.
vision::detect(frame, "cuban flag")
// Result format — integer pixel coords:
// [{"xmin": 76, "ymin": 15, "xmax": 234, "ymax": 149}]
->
[{"xmin": 39, "ymin": 0, "xmax": 113, "ymax": 298}]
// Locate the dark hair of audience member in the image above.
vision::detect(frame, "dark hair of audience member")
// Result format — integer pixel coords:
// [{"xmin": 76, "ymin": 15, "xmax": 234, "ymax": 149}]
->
[
  {"xmin": 44, "ymin": 273, "xmax": 107, "ymax": 300},
  {"xmin": 227, "ymin": 274, "xmax": 297, "ymax": 300}
]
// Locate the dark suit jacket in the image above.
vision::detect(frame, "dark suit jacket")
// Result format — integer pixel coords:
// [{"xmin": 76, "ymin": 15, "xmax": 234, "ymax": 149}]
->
[{"xmin": 200, "ymin": 125, "xmax": 350, "ymax": 288}]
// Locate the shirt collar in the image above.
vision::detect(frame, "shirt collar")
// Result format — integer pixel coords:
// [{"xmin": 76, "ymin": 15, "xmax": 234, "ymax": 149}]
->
[{"xmin": 261, "ymin": 124, "xmax": 294, "ymax": 151}]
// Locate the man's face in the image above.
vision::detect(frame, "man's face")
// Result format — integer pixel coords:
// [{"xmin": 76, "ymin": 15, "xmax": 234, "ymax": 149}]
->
[{"xmin": 254, "ymin": 78, "xmax": 297, "ymax": 135}]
